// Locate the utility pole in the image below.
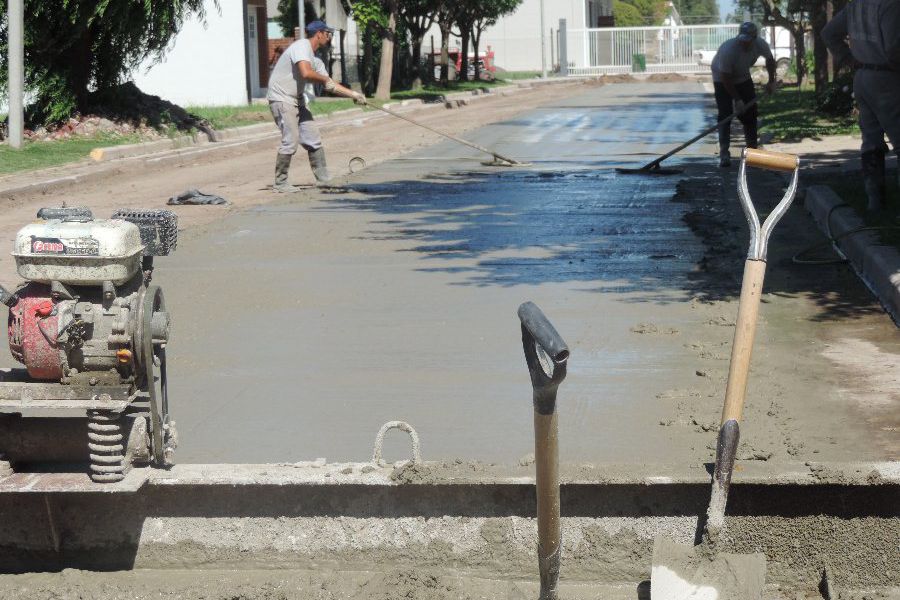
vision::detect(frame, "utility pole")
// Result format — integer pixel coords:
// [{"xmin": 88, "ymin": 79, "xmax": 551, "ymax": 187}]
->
[
  {"xmin": 540, "ymin": 0, "xmax": 547, "ymax": 78},
  {"xmin": 298, "ymin": 0, "xmax": 306, "ymax": 37},
  {"xmin": 8, "ymin": 0, "xmax": 24, "ymax": 149}
]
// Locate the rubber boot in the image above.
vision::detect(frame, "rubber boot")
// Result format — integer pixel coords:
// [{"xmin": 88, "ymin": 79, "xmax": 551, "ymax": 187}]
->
[
  {"xmin": 718, "ymin": 122, "xmax": 731, "ymax": 167},
  {"xmin": 273, "ymin": 154, "xmax": 300, "ymax": 193},
  {"xmin": 861, "ymin": 149, "xmax": 886, "ymax": 213},
  {"xmin": 308, "ymin": 147, "xmax": 332, "ymax": 184}
]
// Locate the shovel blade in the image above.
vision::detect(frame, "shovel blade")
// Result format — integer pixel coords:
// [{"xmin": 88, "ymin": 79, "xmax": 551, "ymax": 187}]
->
[{"xmin": 651, "ymin": 537, "xmax": 765, "ymax": 600}]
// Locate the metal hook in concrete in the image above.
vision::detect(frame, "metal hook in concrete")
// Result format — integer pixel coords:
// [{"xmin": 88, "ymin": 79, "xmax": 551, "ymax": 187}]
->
[{"xmin": 372, "ymin": 421, "xmax": 421, "ymax": 467}]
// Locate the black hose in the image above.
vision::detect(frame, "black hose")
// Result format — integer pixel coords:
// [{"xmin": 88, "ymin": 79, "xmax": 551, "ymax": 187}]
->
[{"xmin": 792, "ymin": 202, "xmax": 900, "ymax": 265}]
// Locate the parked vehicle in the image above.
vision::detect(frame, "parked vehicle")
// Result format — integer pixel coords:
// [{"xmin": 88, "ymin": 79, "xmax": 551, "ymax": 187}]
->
[{"xmin": 431, "ymin": 47, "xmax": 497, "ymax": 81}]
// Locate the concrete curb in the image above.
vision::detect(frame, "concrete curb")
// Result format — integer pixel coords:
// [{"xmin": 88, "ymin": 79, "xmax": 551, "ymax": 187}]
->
[
  {"xmin": 805, "ymin": 185, "xmax": 900, "ymax": 324},
  {"xmin": 88, "ymin": 134, "xmax": 208, "ymax": 161}
]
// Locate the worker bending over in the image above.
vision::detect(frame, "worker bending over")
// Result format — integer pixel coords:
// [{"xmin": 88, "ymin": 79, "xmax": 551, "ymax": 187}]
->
[
  {"xmin": 711, "ymin": 22, "xmax": 777, "ymax": 167},
  {"xmin": 267, "ymin": 20, "xmax": 366, "ymax": 192},
  {"xmin": 823, "ymin": 0, "xmax": 900, "ymax": 213}
]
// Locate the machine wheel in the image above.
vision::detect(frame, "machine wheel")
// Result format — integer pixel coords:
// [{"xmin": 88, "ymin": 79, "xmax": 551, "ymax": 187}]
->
[{"xmin": 137, "ymin": 285, "xmax": 175, "ymax": 467}]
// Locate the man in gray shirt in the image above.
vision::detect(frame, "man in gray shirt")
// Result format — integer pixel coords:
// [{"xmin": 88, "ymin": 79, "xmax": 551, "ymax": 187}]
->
[
  {"xmin": 267, "ymin": 20, "xmax": 366, "ymax": 192},
  {"xmin": 823, "ymin": 0, "xmax": 900, "ymax": 212},
  {"xmin": 711, "ymin": 22, "xmax": 777, "ymax": 167}
]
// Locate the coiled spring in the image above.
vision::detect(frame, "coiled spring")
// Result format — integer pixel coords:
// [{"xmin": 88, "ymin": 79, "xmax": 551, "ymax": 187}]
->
[{"xmin": 87, "ymin": 410, "xmax": 126, "ymax": 483}]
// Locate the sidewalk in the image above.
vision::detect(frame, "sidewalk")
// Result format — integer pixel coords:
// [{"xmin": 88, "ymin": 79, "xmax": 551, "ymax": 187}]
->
[{"xmin": 768, "ymin": 135, "xmax": 900, "ymax": 325}]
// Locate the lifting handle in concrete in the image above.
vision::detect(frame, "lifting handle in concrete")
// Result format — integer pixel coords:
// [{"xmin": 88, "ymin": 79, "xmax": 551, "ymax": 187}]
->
[{"xmin": 518, "ymin": 301, "xmax": 569, "ymax": 600}]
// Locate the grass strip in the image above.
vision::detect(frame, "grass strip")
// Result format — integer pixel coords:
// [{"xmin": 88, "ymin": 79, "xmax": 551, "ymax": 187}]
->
[
  {"xmin": 759, "ymin": 86, "xmax": 859, "ymax": 143},
  {"xmin": 0, "ymin": 133, "xmax": 143, "ymax": 176}
]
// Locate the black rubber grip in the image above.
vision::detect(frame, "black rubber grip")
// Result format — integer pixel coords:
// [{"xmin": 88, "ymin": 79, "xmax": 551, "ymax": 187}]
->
[{"xmin": 518, "ymin": 302, "xmax": 569, "ymax": 363}]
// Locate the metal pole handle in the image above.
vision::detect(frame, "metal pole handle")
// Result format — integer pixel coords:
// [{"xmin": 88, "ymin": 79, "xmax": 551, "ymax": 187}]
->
[{"xmin": 738, "ymin": 148, "xmax": 800, "ymax": 261}]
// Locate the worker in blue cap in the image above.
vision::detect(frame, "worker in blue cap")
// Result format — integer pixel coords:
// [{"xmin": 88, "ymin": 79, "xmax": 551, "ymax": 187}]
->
[{"xmin": 267, "ymin": 20, "xmax": 367, "ymax": 192}]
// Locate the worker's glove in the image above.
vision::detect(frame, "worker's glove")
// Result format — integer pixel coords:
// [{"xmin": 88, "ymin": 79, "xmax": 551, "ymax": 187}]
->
[
  {"xmin": 352, "ymin": 91, "xmax": 368, "ymax": 106},
  {"xmin": 733, "ymin": 98, "xmax": 747, "ymax": 115},
  {"xmin": 324, "ymin": 78, "xmax": 337, "ymax": 92},
  {"xmin": 765, "ymin": 80, "xmax": 777, "ymax": 96}
]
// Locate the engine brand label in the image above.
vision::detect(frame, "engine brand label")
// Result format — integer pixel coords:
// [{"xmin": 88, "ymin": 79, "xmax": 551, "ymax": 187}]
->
[{"xmin": 30, "ymin": 236, "xmax": 100, "ymax": 256}]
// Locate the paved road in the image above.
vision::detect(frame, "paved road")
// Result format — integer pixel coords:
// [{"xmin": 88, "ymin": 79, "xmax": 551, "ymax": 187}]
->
[{"xmin": 155, "ymin": 81, "xmax": 898, "ymax": 465}]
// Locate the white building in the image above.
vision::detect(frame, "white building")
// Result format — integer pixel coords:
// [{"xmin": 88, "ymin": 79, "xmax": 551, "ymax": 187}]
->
[
  {"xmin": 125, "ymin": 0, "xmax": 615, "ymax": 108},
  {"xmin": 131, "ymin": 0, "xmax": 272, "ymax": 106},
  {"xmin": 337, "ymin": 0, "xmax": 612, "ymax": 75}
]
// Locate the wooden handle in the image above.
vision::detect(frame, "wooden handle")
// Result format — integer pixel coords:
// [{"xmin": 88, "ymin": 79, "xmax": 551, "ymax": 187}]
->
[
  {"xmin": 743, "ymin": 148, "xmax": 799, "ymax": 172},
  {"xmin": 721, "ymin": 260, "xmax": 767, "ymax": 424},
  {"xmin": 534, "ymin": 411, "xmax": 560, "ymax": 559}
]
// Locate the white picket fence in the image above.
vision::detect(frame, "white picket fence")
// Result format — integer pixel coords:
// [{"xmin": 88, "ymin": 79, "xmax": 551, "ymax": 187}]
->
[{"xmin": 564, "ymin": 24, "xmax": 739, "ymax": 75}]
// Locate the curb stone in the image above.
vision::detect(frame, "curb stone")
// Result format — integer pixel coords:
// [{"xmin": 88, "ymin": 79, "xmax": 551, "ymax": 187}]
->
[
  {"xmin": 89, "ymin": 134, "xmax": 207, "ymax": 161},
  {"xmin": 805, "ymin": 184, "xmax": 900, "ymax": 324}
]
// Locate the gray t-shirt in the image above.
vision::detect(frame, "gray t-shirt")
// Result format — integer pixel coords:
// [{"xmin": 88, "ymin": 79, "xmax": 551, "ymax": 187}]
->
[
  {"xmin": 711, "ymin": 37, "xmax": 774, "ymax": 83},
  {"xmin": 267, "ymin": 39, "xmax": 315, "ymax": 105}
]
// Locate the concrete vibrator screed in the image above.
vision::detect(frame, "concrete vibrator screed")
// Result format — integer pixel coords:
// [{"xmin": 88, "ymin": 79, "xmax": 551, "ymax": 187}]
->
[
  {"xmin": 0, "ymin": 207, "xmax": 178, "ymax": 484},
  {"xmin": 0, "ymin": 155, "xmax": 897, "ymax": 598}
]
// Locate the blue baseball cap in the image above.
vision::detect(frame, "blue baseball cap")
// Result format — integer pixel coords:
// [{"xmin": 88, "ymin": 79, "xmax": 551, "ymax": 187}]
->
[
  {"xmin": 737, "ymin": 22, "xmax": 758, "ymax": 42},
  {"xmin": 306, "ymin": 20, "xmax": 335, "ymax": 34}
]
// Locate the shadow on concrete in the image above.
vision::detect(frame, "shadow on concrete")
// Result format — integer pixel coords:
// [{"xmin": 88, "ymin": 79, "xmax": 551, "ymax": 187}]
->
[{"xmin": 318, "ymin": 155, "xmax": 883, "ymax": 322}]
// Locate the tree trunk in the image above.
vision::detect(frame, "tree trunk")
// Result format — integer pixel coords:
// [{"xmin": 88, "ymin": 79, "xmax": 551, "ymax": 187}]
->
[
  {"xmin": 440, "ymin": 21, "xmax": 451, "ymax": 86},
  {"xmin": 375, "ymin": 4, "xmax": 397, "ymax": 100},
  {"xmin": 472, "ymin": 28, "xmax": 482, "ymax": 82},
  {"xmin": 812, "ymin": 2, "xmax": 829, "ymax": 93},
  {"xmin": 794, "ymin": 27, "xmax": 807, "ymax": 88},
  {"xmin": 459, "ymin": 26, "xmax": 471, "ymax": 81},
  {"xmin": 362, "ymin": 25, "xmax": 375, "ymax": 96},
  {"xmin": 410, "ymin": 34, "xmax": 424, "ymax": 89},
  {"xmin": 72, "ymin": 29, "xmax": 93, "ymax": 113}
]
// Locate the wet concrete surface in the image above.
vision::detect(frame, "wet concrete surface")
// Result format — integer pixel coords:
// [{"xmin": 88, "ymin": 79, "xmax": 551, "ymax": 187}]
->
[{"xmin": 146, "ymin": 82, "xmax": 898, "ymax": 465}]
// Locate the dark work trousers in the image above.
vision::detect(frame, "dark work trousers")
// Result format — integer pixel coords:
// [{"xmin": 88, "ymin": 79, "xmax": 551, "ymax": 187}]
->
[{"xmin": 714, "ymin": 79, "xmax": 758, "ymax": 153}]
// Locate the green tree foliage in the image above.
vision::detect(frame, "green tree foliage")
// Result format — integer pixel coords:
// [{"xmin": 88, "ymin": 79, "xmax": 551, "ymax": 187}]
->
[
  {"xmin": 398, "ymin": 0, "xmax": 440, "ymax": 87},
  {"xmin": 737, "ymin": 0, "xmax": 812, "ymax": 86},
  {"xmin": 614, "ymin": 0, "xmax": 645, "ymax": 25},
  {"xmin": 1, "ymin": 0, "xmax": 215, "ymax": 125},
  {"xmin": 275, "ymin": 0, "xmax": 320, "ymax": 37},
  {"xmin": 617, "ymin": 0, "xmax": 668, "ymax": 25},
  {"xmin": 349, "ymin": 0, "xmax": 388, "ymax": 94},
  {"xmin": 672, "ymin": 0, "xmax": 720, "ymax": 23},
  {"xmin": 1, "ymin": 0, "xmax": 220, "ymax": 127}
]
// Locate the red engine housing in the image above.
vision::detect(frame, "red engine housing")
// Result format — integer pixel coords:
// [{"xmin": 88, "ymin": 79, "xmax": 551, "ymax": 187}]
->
[{"xmin": 8, "ymin": 284, "xmax": 63, "ymax": 380}]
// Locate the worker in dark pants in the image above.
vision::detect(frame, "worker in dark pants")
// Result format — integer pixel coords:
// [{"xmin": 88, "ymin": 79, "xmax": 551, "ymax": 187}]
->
[
  {"xmin": 823, "ymin": 0, "xmax": 900, "ymax": 213},
  {"xmin": 711, "ymin": 22, "xmax": 777, "ymax": 167}
]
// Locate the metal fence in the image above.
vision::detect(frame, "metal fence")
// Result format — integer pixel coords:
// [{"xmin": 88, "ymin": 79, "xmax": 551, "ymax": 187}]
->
[{"xmin": 564, "ymin": 24, "xmax": 739, "ymax": 76}]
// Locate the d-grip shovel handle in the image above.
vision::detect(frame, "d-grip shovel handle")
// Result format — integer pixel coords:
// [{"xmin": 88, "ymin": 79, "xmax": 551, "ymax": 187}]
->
[
  {"xmin": 518, "ymin": 302, "xmax": 570, "ymax": 396},
  {"xmin": 738, "ymin": 148, "xmax": 800, "ymax": 261}
]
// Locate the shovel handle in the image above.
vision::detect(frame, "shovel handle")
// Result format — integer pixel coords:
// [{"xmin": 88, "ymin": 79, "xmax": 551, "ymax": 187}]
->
[
  {"xmin": 721, "ymin": 259, "xmax": 767, "ymax": 424},
  {"xmin": 743, "ymin": 148, "xmax": 799, "ymax": 172}
]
